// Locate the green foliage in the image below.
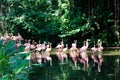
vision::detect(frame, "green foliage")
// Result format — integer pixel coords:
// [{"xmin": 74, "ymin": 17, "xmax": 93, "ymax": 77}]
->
[
  {"xmin": 0, "ymin": 0, "xmax": 119, "ymax": 46},
  {"xmin": 0, "ymin": 40, "xmax": 30, "ymax": 80}
]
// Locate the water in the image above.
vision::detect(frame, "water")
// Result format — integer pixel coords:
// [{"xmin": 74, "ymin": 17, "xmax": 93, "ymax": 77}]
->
[{"xmin": 29, "ymin": 50, "xmax": 120, "ymax": 80}]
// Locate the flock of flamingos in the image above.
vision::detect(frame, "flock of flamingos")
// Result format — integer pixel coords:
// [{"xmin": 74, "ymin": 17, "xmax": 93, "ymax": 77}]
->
[{"xmin": 0, "ymin": 33, "xmax": 104, "ymax": 72}]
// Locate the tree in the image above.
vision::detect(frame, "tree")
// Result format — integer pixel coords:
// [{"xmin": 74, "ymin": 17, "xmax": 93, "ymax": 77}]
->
[{"xmin": 0, "ymin": 0, "xmax": 119, "ymax": 46}]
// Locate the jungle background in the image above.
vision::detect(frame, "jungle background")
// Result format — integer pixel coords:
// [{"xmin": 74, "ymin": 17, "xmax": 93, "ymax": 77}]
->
[
  {"xmin": 0, "ymin": 0, "xmax": 120, "ymax": 47},
  {"xmin": 0, "ymin": 0, "xmax": 120, "ymax": 80}
]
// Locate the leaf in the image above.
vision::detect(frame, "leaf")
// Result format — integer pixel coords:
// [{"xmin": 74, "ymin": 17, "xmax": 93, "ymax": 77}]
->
[
  {"xmin": 0, "ymin": 40, "xmax": 3, "ymax": 48},
  {"xmin": 9, "ymin": 54, "xmax": 21, "ymax": 68},
  {"xmin": 14, "ymin": 60, "xmax": 29, "ymax": 74},
  {"xmin": 59, "ymin": 29, "xmax": 80, "ymax": 38},
  {"xmin": 19, "ymin": 45, "xmax": 25, "ymax": 52},
  {"xmin": 25, "ymin": 53, "xmax": 31, "ymax": 60},
  {"xmin": 4, "ymin": 42, "xmax": 18, "ymax": 56},
  {"xmin": 0, "ymin": 58, "xmax": 5, "ymax": 65},
  {"xmin": 18, "ymin": 52, "xmax": 29, "ymax": 55},
  {"xmin": 107, "ymin": 19, "xmax": 114, "ymax": 22}
]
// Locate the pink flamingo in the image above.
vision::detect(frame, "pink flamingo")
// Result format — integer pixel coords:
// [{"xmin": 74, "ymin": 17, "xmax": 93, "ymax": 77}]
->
[
  {"xmin": 35, "ymin": 40, "xmax": 42, "ymax": 52},
  {"xmin": 62, "ymin": 44, "xmax": 68, "ymax": 62},
  {"xmin": 79, "ymin": 41, "xmax": 86, "ymax": 68},
  {"xmin": 80, "ymin": 41, "xmax": 86, "ymax": 52},
  {"xmin": 70, "ymin": 40, "xmax": 79, "ymax": 67},
  {"xmin": 4, "ymin": 33, "xmax": 11, "ymax": 43},
  {"xmin": 97, "ymin": 39, "xmax": 104, "ymax": 72},
  {"xmin": 91, "ymin": 41, "xmax": 99, "ymax": 66},
  {"xmin": 24, "ymin": 39, "xmax": 31, "ymax": 52},
  {"xmin": 17, "ymin": 33, "xmax": 23, "ymax": 41},
  {"xmin": 16, "ymin": 40, "xmax": 22, "ymax": 49},
  {"xmin": 61, "ymin": 39, "xmax": 64, "ymax": 49},
  {"xmin": 56, "ymin": 39, "xmax": 67, "ymax": 63},
  {"xmin": 84, "ymin": 39, "xmax": 89, "ymax": 68},
  {"xmin": 41, "ymin": 41, "xmax": 46, "ymax": 54},
  {"xmin": 56, "ymin": 44, "xmax": 62, "ymax": 61},
  {"xmin": 12, "ymin": 35, "xmax": 17, "ymax": 41},
  {"xmin": 35, "ymin": 51, "xmax": 42, "ymax": 64},
  {"xmin": 56, "ymin": 40, "xmax": 66, "ymax": 63},
  {"xmin": 45, "ymin": 43, "xmax": 52, "ymax": 66},
  {"xmin": 60, "ymin": 40, "xmax": 68, "ymax": 62},
  {"xmin": 30, "ymin": 51, "xmax": 38, "ymax": 64},
  {"xmin": 24, "ymin": 39, "xmax": 28, "ymax": 47},
  {"xmin": 80, "ymin": 39, "xmax": 89, "ymax": 69},
  {"xmin": 30, "ymin": 40, "xmax": 36, "ymax": 51},
  {"xmin": 56, "ymin": 44, "xmax": 64, "ymax": 63},
  {"xmin": 31, "ymin": 41, "xmax": 42, "ymax": 64},
  {"xmin": 11, "ymin": 33, "xmax": 18, "ymax": 41}
]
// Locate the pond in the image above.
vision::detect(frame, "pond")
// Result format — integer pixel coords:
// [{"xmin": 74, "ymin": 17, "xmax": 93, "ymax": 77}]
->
[{"xmin": 29, "ymin": 50, "xmax": 120, "ymax": 80}]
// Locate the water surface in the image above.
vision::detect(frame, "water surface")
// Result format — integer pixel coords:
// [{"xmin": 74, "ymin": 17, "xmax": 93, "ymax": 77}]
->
[{"xmin": 29, "ymin": 50, "xmax": 120, "ymax": 80}]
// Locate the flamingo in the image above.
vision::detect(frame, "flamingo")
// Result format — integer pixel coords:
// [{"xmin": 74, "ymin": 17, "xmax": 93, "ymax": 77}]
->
[
  {"xmin": 17, "ymin": 33, "xmax": 23, "ymax": 41},
  {"xmin": 12, "ymin": 35, "xmax": 17, "ymax": 41},
  {"xmin": 79, "ymin": 41, "xmax": 87, "ymax": 68},
  {"xmin": 79, "ymin": 39, "xmax": 89, "ymax": 69},
  {"xmin": 45, "ymin": 43, "xmax": 52, "ymax": 66},
  {"xmin": 91, "ymin": 41, "xmax": 99, "ymax": 66},
  {"xmin": 61, "ymin": 39, "xmax": 64, "ymax": 49},
  {"xmin": 62, "ymin": 44, "xmax": 68, "ymax": 62},
  {"xmin": 70, "ymin": 40, "xmax": 79, "ymax": 67},
  {"xmin": 56, "ymin": 39, "xmax": 68, "ymax": 63},
  {"xmin": 56, "ymin": 40, "xmax": 65, "ymax": 63},
  {"xmin": 97, "ymin": 39, "xmax": 104, "ymax": 72},
  {"xmin": 41, "ymin": 41, "xmax": 46, "ymax": 54},
  {"xmin": 63, "ymin": 44, "xmax": 68, "ymax": 52},
  {"xmin": 56, "ymin": 44, "xmax": 63, "ymax": 62},
  {"xmin": 35, "ymin": 51, "xmax": 42, "ymax": 64},
  {"xmin": 16, "ymin": 40, "xmax": 22, "ymax": 49},
  {"xmin": 91, "ymin": 41, "xmax": 98, "ymax": 52},
  {"xmin": 31, "ymin": 51, "xmax": 39, "ymax": 64},
  {"xmin": 35, "ymin": 42, "xmax": 42, "ymax": 52},
  {"xmin": 30, "ymin": 40, "xmax": 36, "ymax": 51},
  {"xmin": 24, "ymin": 39, "xmax": 31, "ymax": 52},
  {"xmin": 80, "ymin": 41, "xmax": 86, "ymax": 52},
  {"xmin": 4, "ymin": 33, "xmax": 11, "ymax": 44},
  {"xmin": 0, "ymin": 34, "xmax": 4, "ymax": 39}
]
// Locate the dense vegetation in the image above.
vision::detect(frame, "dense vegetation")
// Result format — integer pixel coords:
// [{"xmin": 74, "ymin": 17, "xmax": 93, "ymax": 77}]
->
[
  {"xmin": 0, "ymin": 0, "xmax": 120, "ymax": 47},
  {"xmin": 0, "ymin": 40, "xmax": 30, "ymax": 80},
  {"xmin": 0, "ymin": 1, "xmax": 120, "ymax": 79}
]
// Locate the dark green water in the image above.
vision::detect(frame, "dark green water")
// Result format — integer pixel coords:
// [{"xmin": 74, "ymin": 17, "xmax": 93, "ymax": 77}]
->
[{"xmin": 29, "ymin": 50, "xmax": 120, "ymax": 80}]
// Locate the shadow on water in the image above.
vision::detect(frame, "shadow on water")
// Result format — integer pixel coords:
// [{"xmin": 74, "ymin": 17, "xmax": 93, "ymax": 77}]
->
[{"xmin": 29, "ymin": 51, "xmax": 120, "ymax": 80}]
